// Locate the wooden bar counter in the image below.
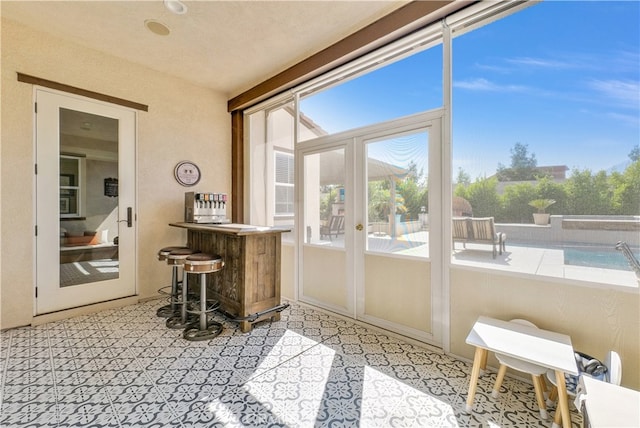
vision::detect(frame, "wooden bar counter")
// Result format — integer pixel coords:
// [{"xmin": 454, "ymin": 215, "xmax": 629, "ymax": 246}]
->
[{"xmin": 169, "ymin": 222, "xmax": 290, "ymax": 332}]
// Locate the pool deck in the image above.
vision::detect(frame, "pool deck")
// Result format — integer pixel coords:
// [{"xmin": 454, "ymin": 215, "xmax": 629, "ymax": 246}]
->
[
  {"xmin": 452, "ymin": 241, "xmax": 637, "ymax": 289},
  {"xmin": 312, "ymin": 230, "xmax": 639, "ymax": 289}
]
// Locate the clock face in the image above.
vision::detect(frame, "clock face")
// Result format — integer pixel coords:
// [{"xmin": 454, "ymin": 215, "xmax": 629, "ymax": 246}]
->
[{"xmin": 174, "ymin": 161, "xmax": 201, "ymax": 186}]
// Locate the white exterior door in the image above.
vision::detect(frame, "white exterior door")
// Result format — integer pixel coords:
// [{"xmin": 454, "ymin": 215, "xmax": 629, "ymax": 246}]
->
[
  {"xmin": 354, "ymin": 115, "xmax": 442, "ymax": 345},
  {"xmin": 297, "ymin": 112, "xmax": 442, "ymax": 346},
  {"xmin": 35, "ymin": 88, "xmax": 137, "ymax": 314}
]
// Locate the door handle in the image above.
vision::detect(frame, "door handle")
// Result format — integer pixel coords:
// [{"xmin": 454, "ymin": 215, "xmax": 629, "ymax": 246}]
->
[
  {"xmin": 355, "ymin": 223, "xmax": 364, "ymax": 231},
  {"xmin": 118, "ymin": 207, "xmax": 133, "ymax": 227}
]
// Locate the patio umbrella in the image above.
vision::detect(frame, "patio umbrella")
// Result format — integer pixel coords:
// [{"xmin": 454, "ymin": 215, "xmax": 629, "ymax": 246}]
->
[{"xmin": 453, "ymin": 196, "xmax": 473, "ymax": 217}]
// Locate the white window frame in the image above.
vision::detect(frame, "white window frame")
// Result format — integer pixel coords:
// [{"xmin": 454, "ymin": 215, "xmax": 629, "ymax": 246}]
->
[{"xmin": 274, "ymin": 149, "xmax": 295, "ymax": 218}]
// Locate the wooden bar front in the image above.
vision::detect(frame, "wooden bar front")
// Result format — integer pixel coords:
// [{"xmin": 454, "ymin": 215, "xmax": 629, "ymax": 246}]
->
[{"xmin": 169, "ymin": 223, "xmax": 289, "ymax": 332}]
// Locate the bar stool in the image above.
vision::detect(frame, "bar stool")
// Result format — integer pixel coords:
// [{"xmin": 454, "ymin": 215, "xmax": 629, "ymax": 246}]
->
[
  {"xmin": 165, "ymin": 248, "xmax": 200, "ymax": 329},
  {"xmin": 182, "ymin": 253, "xmax": 224, "ymax": 341},
  {"xmin": 156, "ymin": 246, "xmax": 191, "ymax": 318}
]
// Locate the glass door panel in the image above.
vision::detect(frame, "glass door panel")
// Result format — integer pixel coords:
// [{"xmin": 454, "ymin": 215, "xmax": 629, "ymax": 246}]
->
[
  {"xmin": 365, "ymin": 132, "xmax": 429, "ymax": 258},
  {"xmin": 59, "ymin": 109, "xmax": 120, "ymax": 288},
  {"xmin": 358, "ymin": 128, "xmax": 434, "ymax": 342},
  {"xmin": 299, "ymin": 147, "xmax": 352, "ymax": 315}
]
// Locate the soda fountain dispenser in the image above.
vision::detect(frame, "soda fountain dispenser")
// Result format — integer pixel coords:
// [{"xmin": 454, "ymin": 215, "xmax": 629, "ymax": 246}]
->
[{"xmin": 184, "ymin": 191, "xmax": 230, "ymax": 224}]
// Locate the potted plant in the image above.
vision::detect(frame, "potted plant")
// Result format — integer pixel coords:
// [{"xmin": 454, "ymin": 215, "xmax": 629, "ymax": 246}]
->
[{"xmin": 528, "ymin": 199, "xmax": 556, "ymax": 225}]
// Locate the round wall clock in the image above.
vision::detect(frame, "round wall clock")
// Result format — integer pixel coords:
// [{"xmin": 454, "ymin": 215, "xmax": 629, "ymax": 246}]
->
[{"xmin": 174, "ymin": 160, "xmax": 201, "ymax": 186}]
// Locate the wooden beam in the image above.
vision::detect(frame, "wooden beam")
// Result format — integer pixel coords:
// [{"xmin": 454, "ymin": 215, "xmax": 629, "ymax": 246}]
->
[
  {"xmin": 228, "ymin": 1, "xmax": 470, "ymax": 112},
  {"xmin": 231, "ymin": 110, "xmax": 244, "ymax": 223},
  {"xmin": 17, "ymin": 73, "xmax": 148, "ymax": 112}
]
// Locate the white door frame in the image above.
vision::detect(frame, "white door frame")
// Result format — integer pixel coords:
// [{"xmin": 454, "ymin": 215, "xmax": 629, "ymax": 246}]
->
[
  {"xmin": 34, "ymin": 87, "xmax": 137, "ymax": 315},
  {"xmin": 296, "ymin": 109, "xmax": 444, "ymax": 346}
]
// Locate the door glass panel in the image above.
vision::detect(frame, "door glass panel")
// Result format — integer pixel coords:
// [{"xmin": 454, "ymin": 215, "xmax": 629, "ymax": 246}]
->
[
  {"xmin": 366, "ymin": 131, "xmax": 429, "ymax": 258},
  {"xmin": 304, "ymin": 148, "xmax": 346, "ymax": 248},
  {"xmin": 59, "ymin": 108, "xmax": 120, "ymax": 287},
  {"xmin": 301, "ymin": 147, "xmax": 350, "ymax": 312}
]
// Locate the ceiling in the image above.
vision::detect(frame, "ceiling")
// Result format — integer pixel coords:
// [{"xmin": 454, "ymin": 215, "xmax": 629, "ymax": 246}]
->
[{"xmin": 1, "ymin": 0, "xmax": 408, "ymax": 98}]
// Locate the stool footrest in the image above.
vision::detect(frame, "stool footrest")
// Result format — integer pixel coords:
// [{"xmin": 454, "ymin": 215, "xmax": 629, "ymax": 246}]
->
[
  {"xmin": 186, "ymin": 300, "xmax": 220, "ymax": 316},
  {"xmin": 157, "ymin": 285, "xmax": 173, "ymax": 296}
]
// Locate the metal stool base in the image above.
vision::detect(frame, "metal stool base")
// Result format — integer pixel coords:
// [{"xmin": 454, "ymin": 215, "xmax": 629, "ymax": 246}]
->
[
  {"xmin": 166, "ymin": 314, "xmax": 198, "ymax": 330},
  {"xmin": 156, "ymin": 304, "xmax": 175, "ymax": 318},
  {"xmin": 183, "ymin": 320, "xmax": 224, "ymax": 341}
]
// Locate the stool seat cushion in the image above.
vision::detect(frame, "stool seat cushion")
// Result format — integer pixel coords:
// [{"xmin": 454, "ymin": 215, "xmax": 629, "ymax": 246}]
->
[
  {"xmin": 184, "ymin": 253, "xmax": 224, "ymax": 272},
  {"xmin": 159, "ymin": 245, "xmax": 190, "ymax": 253},
  {"xmin": 158, "ymin": 246, "xmax": 191, "ymax": 261},
  {"xmin": 168, "ymin": 248, "xmax": 198, "ymax": 257},
  {"xmin": 186, "ymin": 253, "xmax": 223, "ymax": 262}
]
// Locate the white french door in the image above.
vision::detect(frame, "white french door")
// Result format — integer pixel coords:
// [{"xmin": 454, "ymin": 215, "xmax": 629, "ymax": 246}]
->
[
  {"xmin": 35, "ymin": 89, "xmax": 137, "ymax": 314},
  {"xmin": 298, "ymin": 111, "xmax": 442, "ymax": 345}
]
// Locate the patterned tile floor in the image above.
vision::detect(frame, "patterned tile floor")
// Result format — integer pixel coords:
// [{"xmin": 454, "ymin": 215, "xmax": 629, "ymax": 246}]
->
[{"xmin": 0, "ymin": 300, "xmax": 582, "ymax": 427}]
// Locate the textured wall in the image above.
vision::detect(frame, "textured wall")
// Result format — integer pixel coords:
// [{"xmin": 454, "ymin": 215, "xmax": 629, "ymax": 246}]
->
[
  {"xmin": 450, "ymin": 268, "xmax": 640, "ymax": 390},
  {"xmin": 1, "ymin": 18, "xmax": 230, "ymax": 328}
]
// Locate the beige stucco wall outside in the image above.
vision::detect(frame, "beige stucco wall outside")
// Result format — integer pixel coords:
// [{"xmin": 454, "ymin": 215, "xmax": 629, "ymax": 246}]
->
[{"xmin": 1, "ymin": 18, "xmax": 230, "ymax": 329}]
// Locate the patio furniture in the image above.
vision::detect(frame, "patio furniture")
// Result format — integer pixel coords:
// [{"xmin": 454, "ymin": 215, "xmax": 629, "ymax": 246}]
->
[
  {"xmin": 320, "ymin": 215, "xmax": 345, "ymax": 240},
  {"xmin": 452, "ymin": 216, "xmax": 506, "ymax": 258},
  {"xmin": 465, "ymin": 316, "xmax": 578, "ymax": 428},
  {"xmin": 492, "ymin": 319, "xmax": 550, "ymax": 420},
  {"xmin": 576, "ymin": 373, "xmax": 639, "ymax": 428},
  {"xmin": 545, "ymin": 350, "xmax": 622, "ymax": 428}
]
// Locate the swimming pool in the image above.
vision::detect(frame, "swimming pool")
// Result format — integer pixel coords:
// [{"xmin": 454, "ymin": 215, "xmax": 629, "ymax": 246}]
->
[{"xmin": 564, "ymin": 245, "xmax": 639, "ymax": 271}]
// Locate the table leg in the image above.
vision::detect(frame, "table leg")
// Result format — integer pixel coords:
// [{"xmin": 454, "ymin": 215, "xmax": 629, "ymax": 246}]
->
[
  {"xmin": 465, "ymin": 347, "xmax": 488, "ymax": 413},
  {"xmin": 552, "ymin": 370, "xmax": 571, "ymax": 428},
  {"xmin": 480, "ymin": 346, "xmax": 488, "ymax": 375},
  {"xmin": 240, "ymin": 320, "xmax": 251, "ymax": 333}
]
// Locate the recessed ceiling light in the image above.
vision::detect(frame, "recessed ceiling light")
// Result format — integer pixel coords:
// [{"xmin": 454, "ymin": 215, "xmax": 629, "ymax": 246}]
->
[
  {"xmin": 164, "ymin": 0, "xmax": 187, "ymax": 15},
  {"xmin": 145, "ymin": 19, "xmax": 170, "ymax": 36}
]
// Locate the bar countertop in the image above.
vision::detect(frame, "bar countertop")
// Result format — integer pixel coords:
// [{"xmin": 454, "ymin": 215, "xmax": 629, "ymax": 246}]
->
[{"xmin": 169, "ymin": 222, "xmax": 291, "ymax": 236}]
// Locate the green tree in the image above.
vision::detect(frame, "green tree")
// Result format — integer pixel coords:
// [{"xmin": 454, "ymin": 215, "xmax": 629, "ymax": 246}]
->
[
  {"xmin": 462, "ymin": 177, "xmax": 501, "ymax": 218},
  {"xmin": 397, "ymin": 161, "xmax": 428, "ymax": 220},
  {"xmin": 455, "ymin": 167, "xmax": 471, "ymax": 186},
  {"xmin": 534, "ymin": 176, "xmax": 567, "ymax": 214},
  {"xmin": 500, "ymin": 182, "xmax": 537, "ymax": 223},
  {"xmin": 320, "ymin": 186, "xmax": 338, "ymax": 221},
  {"xmin": 496, "ymin": 142, "xmax": 539, "ymax": 181},
  {"xmin": 565, "ymin": 169, "xmax": 612, "ymax": 215},
  {"xmin": 368, "ymin": 181, "xmax": 391, "ymax": 222},
  {"xmin": 629, "ymin": 145, "xmax": 640, "ymax": 162},
  {"xmin": 611, "ymin": 161, "xmax": 640, "ymax": 215}
]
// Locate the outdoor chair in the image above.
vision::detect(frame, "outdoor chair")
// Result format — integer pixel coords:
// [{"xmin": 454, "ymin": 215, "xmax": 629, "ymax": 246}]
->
[
  {"xmin": 320, "ymin": 215, "xmax": 345, "ymax": 241},
  {"xmin": 491, "ymin": 319, "xmax": 551, "ymax": 420},
  {"xmin": 452, "ymin": 216, "xmax": 506, "ymax": 258}
]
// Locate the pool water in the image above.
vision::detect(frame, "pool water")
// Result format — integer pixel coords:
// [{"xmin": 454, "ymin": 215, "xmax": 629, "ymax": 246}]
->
[{"xmin": 564, "ymin": 246, "xmax": 639, "ymax": 271}]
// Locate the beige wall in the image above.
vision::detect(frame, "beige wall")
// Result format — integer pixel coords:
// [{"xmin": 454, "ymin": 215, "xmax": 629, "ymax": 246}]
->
[
  {"xmin": 450, "ymin": 268, "xmax": 640, "ymax": 390},
  {"xmin": 1, "ymin": 18, "xmax": 230, "ymax": 329}
]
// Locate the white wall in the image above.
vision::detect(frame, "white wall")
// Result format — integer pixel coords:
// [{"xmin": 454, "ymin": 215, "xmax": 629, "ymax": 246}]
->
[{"xmin": 1, "ymin": 18, "xmax": 231, "ymax": 329}]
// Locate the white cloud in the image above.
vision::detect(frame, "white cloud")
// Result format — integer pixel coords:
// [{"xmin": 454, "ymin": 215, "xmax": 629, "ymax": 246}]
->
[
  {"xmin": 605, "ymin": 112, "xmax": 640, "ymax": 126},
  {"xmin": 453, "ymin": 78, "xmax": 528, "ymax": 92},
  {"xmin": 506, "ymin": 56, "xmax": 577, "ymax": 69},
  {"xmin": 587, "ymin": 79, "xmax": 640, "ymax": 109}
]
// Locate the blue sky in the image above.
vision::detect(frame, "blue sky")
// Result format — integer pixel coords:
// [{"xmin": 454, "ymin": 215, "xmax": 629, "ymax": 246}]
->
[{"xmin": 300, "ymin": 1, "xmax": 639, "ymax": 180}]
